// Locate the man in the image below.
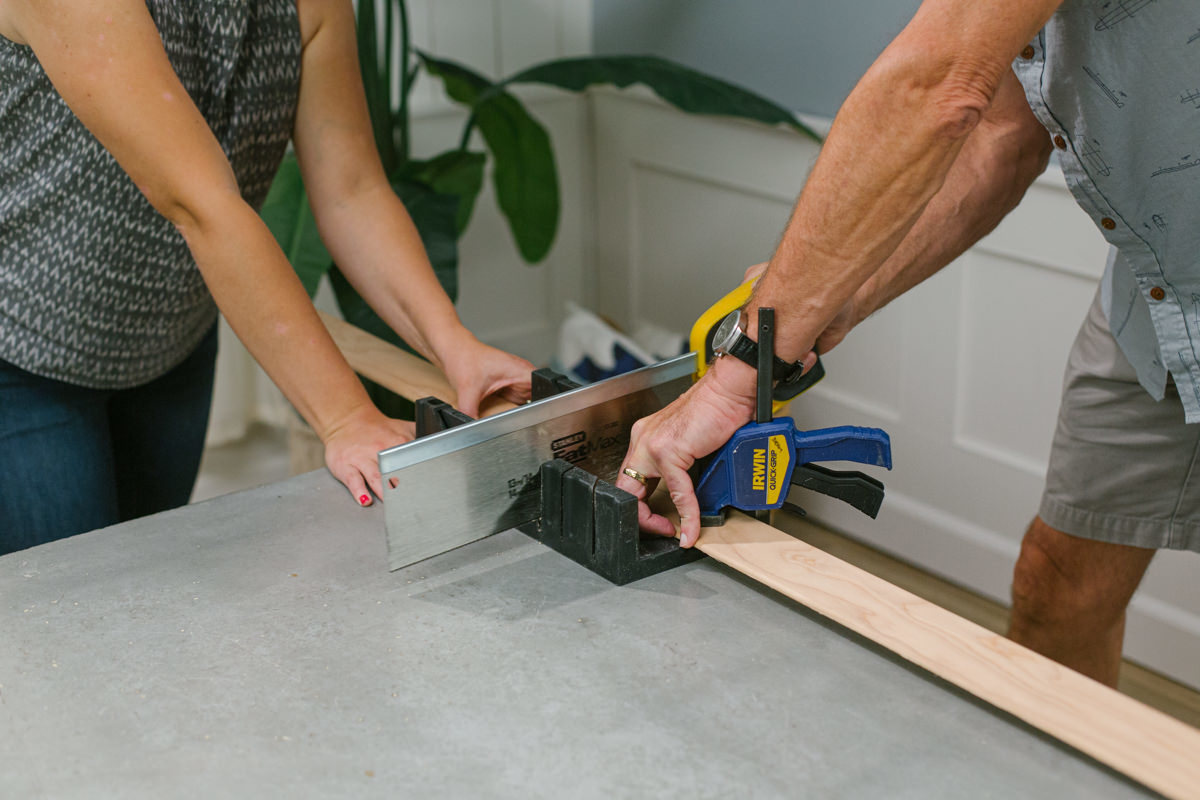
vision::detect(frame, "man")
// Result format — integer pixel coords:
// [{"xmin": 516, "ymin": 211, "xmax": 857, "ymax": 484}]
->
[{"xmin": 617, "ymin": 0, "xmax": 1197, "ymax": 688}]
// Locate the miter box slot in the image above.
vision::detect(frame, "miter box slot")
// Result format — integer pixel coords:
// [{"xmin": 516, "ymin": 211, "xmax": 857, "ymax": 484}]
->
[
  {"xmin": 414, "ymin": 397, "xmax": 475, "ymax": 438},
  {"xmin": 531, "ymin": 368, "xmax": 582, "ymax": 402},
  {"xmin": 523, "ymin": 459, "xmax": 703, "ymax": 585}
]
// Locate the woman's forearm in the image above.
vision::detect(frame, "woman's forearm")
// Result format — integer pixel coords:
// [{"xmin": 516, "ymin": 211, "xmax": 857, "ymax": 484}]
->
[
  {"xmin": 312, "ymin": 182, "xmax": 474, "ymax": 370},
  {"xmin": 178, "ymin": 197, "xmax": 375, "ymax": 440}
]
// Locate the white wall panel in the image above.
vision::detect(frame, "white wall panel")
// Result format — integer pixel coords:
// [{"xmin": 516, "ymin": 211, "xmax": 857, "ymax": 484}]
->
[
  {"xmin": 402, "ymin": 0, "xmax": 437, "ymax": 109},
  {"xmin": 811, "ymin": 302, "xmax": 905, "ymax": 423},
  {"xmin": 428, "ymin": 0, "xmax": 498, "ymax": 76},
  {"xmin": 955, "ymin": 252, "xmax": 1096, "ymax": 474},
  {"xmin": 498, "ymin": 0, "xmax": 567, "ymax": 74},
  {"xmin": 626, "ymin": 163, "xmax": 790, "ymax": 333}
]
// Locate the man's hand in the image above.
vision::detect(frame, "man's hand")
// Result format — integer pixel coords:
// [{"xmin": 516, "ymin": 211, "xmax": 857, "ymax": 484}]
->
[{"xmin": 615, "ymin": 355, "xmax": 762, "ymax": 548}]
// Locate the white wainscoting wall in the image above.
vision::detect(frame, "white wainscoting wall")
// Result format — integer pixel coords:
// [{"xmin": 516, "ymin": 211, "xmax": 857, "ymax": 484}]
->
[
  {"xmin": 591, "ymin": 90, "xmax": 1200, "ymax": 689},
  {"xmin": 206, "ymin": 0, "xmax": 593, "ymax": 444}
]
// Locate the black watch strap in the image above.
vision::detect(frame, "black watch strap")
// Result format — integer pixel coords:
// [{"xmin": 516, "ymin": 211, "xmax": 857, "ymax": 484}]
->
[
  {"xmin": 709, "ymin": 308, "xmax": 825, "ymax": 400},
  {"xmin": 723, "ymin": 334, "xmax": 805, "ymax": 385}
]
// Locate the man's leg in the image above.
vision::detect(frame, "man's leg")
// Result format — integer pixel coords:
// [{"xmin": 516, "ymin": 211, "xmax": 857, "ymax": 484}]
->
[
  {"xmin": 1008, "ymin": 516, "xmax": 1154, "ymax": 687},
  {"xmin": 1022, "ymin": 284, "xmax": 1200, "ymax": 685}
]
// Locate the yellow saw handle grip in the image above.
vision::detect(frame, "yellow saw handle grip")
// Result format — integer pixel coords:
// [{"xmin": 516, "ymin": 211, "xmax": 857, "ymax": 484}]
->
[
  {"xmin": 689, "ymin": 277, "xmax": 823, "ymax": 415},
  {"xmin": 688, "ymin": 278, "xmax": 787, "ymax": 416},
  {"xmin": 689, "ymin": 278, "xmax": 756, "ymax": 381}
]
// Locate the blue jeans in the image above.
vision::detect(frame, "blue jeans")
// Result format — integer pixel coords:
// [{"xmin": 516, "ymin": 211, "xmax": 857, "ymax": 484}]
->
[{"xmin": 0, "ymin": 325, "xmax": 218, "ymax": 555}]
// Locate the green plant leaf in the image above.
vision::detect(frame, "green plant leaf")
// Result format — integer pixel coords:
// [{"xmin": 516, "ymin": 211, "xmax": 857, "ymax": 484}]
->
[
  {"xmin": 357, "ymin": 0, "xmax": 397, "ymax": 174},
  {"xmin": 420, "ymin": 53, "xmax": 559, "ymax": 263},
  {"xmin": 259, "ymin": 153, "xmax": 331, "ymax": 297},
  {"xmin": 508, "ymin": 56, "xmax": 822, "ymax": 143},
  {"xmin": 398, "ymin": 149, "xmax": 487, "ymax": 233},
  {"xmin": 394, "ymin": 178, "xmax": 462, "ymax": 300}
]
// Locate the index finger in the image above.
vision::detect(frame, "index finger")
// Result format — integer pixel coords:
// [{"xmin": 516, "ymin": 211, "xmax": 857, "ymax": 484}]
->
[
  {"xmin": 614, "ymin": 472, "xmax": 676, "ymax": 539},
  {"xmin": 657, "ymin": 464, "xmax": 702, "ymax": 548}
]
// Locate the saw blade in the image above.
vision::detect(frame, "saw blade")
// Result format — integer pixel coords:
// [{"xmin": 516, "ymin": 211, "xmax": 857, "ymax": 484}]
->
[{"xmin": 379, "ymin": 354, "xmax": 696, "ymax": 570}]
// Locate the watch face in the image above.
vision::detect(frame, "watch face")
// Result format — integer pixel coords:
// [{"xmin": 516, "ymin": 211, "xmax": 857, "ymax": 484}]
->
[{"xmin": 711, "ymin": 310, "xmax": 743, "ymax": 355}]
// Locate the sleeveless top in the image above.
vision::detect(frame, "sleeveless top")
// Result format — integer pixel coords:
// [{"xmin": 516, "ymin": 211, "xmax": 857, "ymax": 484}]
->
[
  {"xmin": 1012, "ymin": 1, "xmax": 1200, "ymax": 421},
  {"xmin": 0, "ymin": 0, "xmax": 301, "ymax": 389}
]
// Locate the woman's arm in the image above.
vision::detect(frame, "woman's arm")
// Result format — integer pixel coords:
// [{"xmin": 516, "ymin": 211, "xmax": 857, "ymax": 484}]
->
[
  {"xmin": 2, "ymin": 0, "xmax": 408, "ymax": 505},
  {"xmin": 290, "ymin": 0, "xmax": 533, "ymax": 418}
]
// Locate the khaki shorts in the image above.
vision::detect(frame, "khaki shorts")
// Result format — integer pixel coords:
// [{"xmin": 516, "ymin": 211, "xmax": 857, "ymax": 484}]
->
[{"xmin": 1040, "ymin": 289, "xmax": 1200, "ymax": 551}]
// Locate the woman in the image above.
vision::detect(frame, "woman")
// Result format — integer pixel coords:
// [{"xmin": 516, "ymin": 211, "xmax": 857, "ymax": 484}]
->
[{"xmin": 0, "ymin": 0, "xmax": 532, "ymax": 555}]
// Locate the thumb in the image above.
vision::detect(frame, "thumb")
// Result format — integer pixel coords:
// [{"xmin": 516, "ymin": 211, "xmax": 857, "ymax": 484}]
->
[{"xmin": 453, "ymin": 380, "xmax": 481, "ymax": 418}]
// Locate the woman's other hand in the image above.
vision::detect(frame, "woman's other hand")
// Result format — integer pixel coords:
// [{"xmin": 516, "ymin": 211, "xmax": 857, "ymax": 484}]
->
[
  {"xmin": 442, "ymin": 338, "xmax": 534, "ymax": 419},
  {"xmin": 321, "ymin": 405, "xmax": 414, "ymax": 506}
]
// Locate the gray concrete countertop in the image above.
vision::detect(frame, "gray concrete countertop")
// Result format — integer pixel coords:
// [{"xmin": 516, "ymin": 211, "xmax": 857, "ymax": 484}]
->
[{"xmin": 1, "ymin": 471, "xmax": 1148, "ymax": 798}]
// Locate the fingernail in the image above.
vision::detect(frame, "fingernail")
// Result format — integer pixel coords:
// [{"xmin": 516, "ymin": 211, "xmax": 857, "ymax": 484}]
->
[{"xmin": 359, "ymin": 494, "xmax": 371, "ymax": 506}]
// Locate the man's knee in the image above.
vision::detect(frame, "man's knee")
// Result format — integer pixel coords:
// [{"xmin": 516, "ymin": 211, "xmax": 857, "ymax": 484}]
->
[
  {"xmin": 1012, "ymin": 520, "xmax": 1078, "ymax": 625},
  {"xmin": 1010, "ymin": 517, "xmax": 1134, "ymax": 628}
]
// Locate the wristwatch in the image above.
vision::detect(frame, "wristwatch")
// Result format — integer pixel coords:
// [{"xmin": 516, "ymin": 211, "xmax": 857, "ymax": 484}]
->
[{"xmin": 710, "ymin": 308, "xmax": 805, "ymax": 384}]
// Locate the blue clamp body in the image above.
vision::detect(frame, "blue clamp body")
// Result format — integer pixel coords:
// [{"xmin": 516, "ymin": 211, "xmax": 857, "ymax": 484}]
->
[{"xmin": 695, "ymin": 418, "xmax": 892, "ymax": 523}]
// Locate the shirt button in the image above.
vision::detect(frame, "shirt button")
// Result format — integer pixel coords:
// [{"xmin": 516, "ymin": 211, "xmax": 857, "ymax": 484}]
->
[
  {"xmin": 1150, "ymin": 287, "xmax": 1166, "ymax": 301},
  {"xmin": 1053, "ymin": 135, "xmax": 1067, "ymax": 149},
  {"xmin": 1101, "ymin": 217, "xmax": 1116, "ymax": 230},
  {"xmin": 1021, "ymin": 45, "xmax": 1035, "ymax": 59}
]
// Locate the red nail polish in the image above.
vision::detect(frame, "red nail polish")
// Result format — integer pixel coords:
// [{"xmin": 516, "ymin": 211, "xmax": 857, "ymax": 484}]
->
[{"xmin": 359, "ymin": 494, "xmax": 370, "ymax": 506}]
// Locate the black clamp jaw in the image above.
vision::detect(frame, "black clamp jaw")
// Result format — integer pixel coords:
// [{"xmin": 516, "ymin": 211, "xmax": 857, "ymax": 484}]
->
[{"xmin": 413, "ymin": 367, "xmax": 703, "ymax": 585}]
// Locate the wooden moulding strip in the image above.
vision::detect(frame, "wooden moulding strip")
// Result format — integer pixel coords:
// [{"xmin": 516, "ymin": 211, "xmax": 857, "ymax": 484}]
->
[
  {"xmin": 324, "ymin": 314, "xmax": 1199, "ymax": 796},
  {"xmin": 318, "ymin": 311, "xmax": 518, "ymax": 418},
  {"xmin": 696, "ymin": 513, "xmax": 1200, "ymax": 800}
]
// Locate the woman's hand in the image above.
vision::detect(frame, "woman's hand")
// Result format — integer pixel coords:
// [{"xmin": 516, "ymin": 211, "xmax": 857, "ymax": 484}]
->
[
  {"xmin": 321, "ymin": 404, "xmax": 415, "ymax": 506},
  {"xmin": 441, "ymin": 338, "xmax": 534, "ymax": 418}
]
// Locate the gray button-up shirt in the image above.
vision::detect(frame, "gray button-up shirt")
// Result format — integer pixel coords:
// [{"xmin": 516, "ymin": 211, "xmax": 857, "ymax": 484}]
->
[{"xmin": 1012, "ymin": 1, "xmax": 1200, "ymax": 421}]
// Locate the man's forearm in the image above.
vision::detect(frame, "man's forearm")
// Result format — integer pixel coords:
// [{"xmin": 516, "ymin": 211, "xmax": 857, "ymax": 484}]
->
[
  {"xmin": 850, "ymin": 73, "xmax": 1052, "ymax": 325},
  {"xmin": 746, "ymin": 0, "xmax": 1061, "ymax": 363}
]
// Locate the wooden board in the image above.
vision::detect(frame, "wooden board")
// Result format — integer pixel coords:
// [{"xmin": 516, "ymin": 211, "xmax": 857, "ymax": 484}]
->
[{"xmin": 319, "ymin": 311, "xmax": 518, "ymax": 418}]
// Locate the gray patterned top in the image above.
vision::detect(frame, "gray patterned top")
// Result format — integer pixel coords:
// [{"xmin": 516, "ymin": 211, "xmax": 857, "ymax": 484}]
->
[
  {"xmin": 0, "ymin": 0, "xmax": 301, "ymax": 388},
  {"xmin": 1013, "ymin": 0, "xmax": 1200, "ymax": 421}
]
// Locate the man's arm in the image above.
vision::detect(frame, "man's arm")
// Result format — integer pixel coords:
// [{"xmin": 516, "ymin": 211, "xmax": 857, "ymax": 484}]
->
[
  {"xmin": 617, "ymin": 0, "xmax": 1063, "ymax": 545},
  {"xmin": 819, "ymin": 69, "xmax": 1053, "ymax": 353},
  {"xmin": 749, "ymin": 0, "xmax": 1062, "ymax": 360},
  {"xmin": 291, "ymin": 0, "xmax": 533, "ymax": 418}
]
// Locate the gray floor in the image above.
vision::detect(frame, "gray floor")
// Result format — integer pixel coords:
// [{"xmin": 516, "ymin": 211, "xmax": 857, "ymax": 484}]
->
[{"xmin": 191, "ymin": 424, "xmax": 292, "ymax": 504}]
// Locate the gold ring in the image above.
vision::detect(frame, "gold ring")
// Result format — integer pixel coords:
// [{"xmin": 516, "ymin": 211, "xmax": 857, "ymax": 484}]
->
[{"xmin": 622, "ymin": 467, "xmax": 649, "ymax": 485}]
